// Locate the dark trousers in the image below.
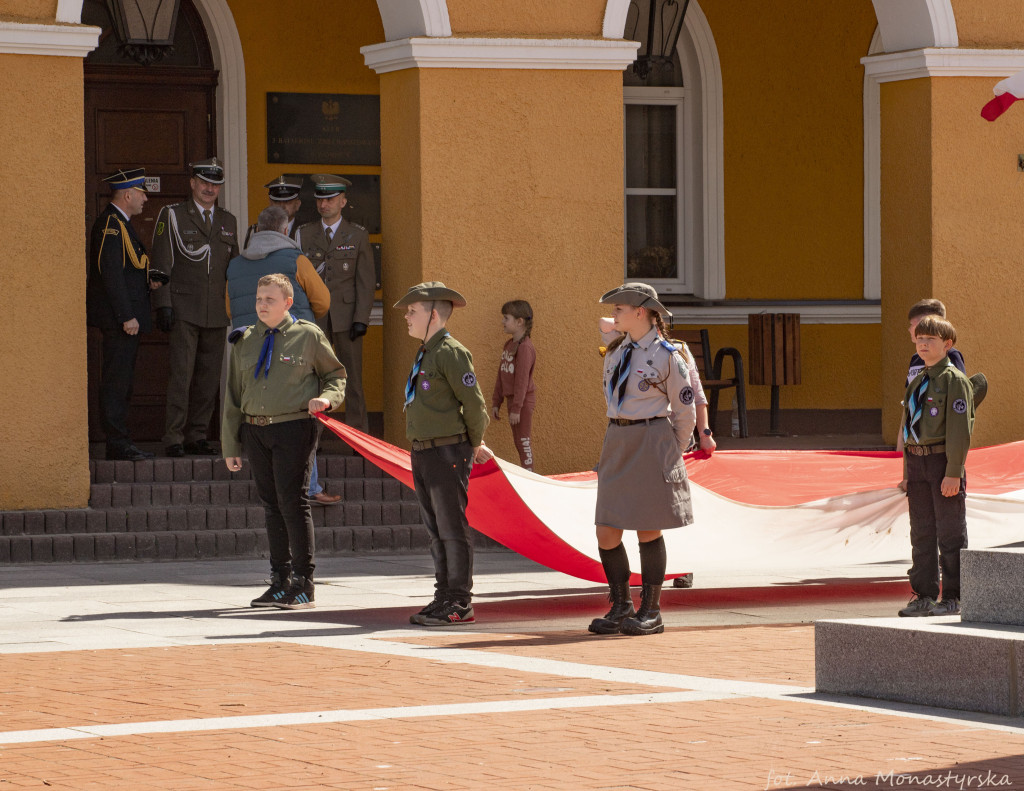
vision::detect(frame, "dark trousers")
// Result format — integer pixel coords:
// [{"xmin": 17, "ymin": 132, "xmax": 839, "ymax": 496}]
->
[
  {"xmin": 99, "ymin": 328, "xmax": 141, "ymax": 451},
  {"xmin": 411, "ymin": 440, "xmax": 474, "ymax": 602},
  {"xmin": 164, "ymin": 319, "xmax": 225, "ymax": 445},
  {"xmin": 242, "ymin": 419, "xmax": 318, "ymax": 579},
  {"xmin": 906, "ymin": 452, "xmax": 968, "ymax": 601},
  {"xmin": 331, "ymin": 330, "xmax": 367, "ymax": 433}
]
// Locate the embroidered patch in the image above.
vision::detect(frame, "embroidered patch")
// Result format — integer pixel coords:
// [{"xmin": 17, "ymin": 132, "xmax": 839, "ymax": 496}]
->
[
  {"xmin": 680, "ymin": 386, "xmax": 694, "ymax": 405},
  {"xmin": 462, "ymin": 372, "xmax": 477, "ymax": 387},
  {"xmin": 421, "ymin": 381, "xmax": 431, "ymax": 391},
  {"xmin": 676, "ymin": 357, "xmax": 687, "ymax": 376},
  {"xmin": 342, "ymin": 262, "xmax": 350, "ymax": 272},
  {"xmin": 953, "ymin": 398, "xmax": 967, "ymax": 414},
  {"xmin": 929, "ymin": 407, "xmax": 939, "ymax": 417},
  {"xmin": 638, "ymin": 380, "xmax": 651, "ymax": 392},
  {"xmin": 156, "ymin": 221, "xmax": 165, "ymax": 236},
  {"xmin": 102, "ymin": 228, "xmax": 119, "ymax": 236}
]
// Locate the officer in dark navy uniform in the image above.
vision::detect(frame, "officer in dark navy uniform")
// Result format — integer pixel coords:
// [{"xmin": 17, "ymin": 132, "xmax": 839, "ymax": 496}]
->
[
  {"xmin": 86, "ymin": 168, "xmax": 164, "ymax": 461},
  {"xmin": 243, "ymin": 175, "xmax": 303, "ymax": 249}
]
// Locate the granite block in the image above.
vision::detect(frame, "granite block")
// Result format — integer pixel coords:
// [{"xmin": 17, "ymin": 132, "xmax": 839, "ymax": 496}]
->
[
  {"xmin": 113, "ymin": 460, "xmax": 135, "ymax": 483},
  {"xmin": 44, "ymin": 512, "xmax": 66, "ymax": 534},
  {"xmin": 49, "ymin": 535, "xmax": 72, "ymax": 562},
  {"xmin": 94, "ymin": 533, "xmax": 117, "ymax": 561},
  {"xmin": 961, "ymin": 548, "xmax": 1024, "ymax": 626},
  {"xmin": 110, "ymin": 485, "xmax": 132, "ymax": 508},
  {"xmin": 89, "ymin": 484, "xmax": 112, "ymax": 508},
  {"xmin": 10, "ymin": 536, "xmax": 32, "ymax": 562},
  {"xmin": 135, "ymin": 532, "xmax": 157, "ymax": 560},
  {"xmin": 30, "ymin": 536, "xmax": 53, "ymax": 562},
  {"xmin": 74, "ymin": 534, "xmax": 96, "ymax": 561}
]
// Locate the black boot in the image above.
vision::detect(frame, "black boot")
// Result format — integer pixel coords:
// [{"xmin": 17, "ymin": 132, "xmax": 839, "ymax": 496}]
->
[
  {"xmin": 620, "ymin": 584, "xmax": 664, "ymax": 635},
  {"xmin": 588, "ymin": 543, "xmax": 634, "ymax": 634},
  {"xmin": 588, "ymin": 581, "xmax": 635, "ymax": 634},
  {"xmin": 250, "ymin": 570, "xmax": 292, "ymax": 607}
]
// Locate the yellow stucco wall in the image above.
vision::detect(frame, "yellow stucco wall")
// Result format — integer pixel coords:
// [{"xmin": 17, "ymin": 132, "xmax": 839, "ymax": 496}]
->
[
  {"xmin": 701, "ymin": 0, "xmax": 877, "ymax": 301},
  {"xmin": 380, "ymin": 67, "xmax": 624, "ymax": 472},
  {"xmin": 446, "ymin": 0, "xmax": 606, "ymax": 37},
  {"xmin": 0, "ymin": 0, "xmax": 55, "ymax": 23},
  {"xmin": 952, "ymin": 0, "xmax": 1024, "ymax": 48},
  {"xmin": 0, "ymin": 53, "xmax": 90, "ymax": 509}
]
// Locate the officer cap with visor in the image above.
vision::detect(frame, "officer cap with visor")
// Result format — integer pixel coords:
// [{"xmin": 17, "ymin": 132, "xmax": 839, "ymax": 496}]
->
[
  {"xmin": 265, "ymin": 175, "xmax": 302, "ymax": 202},
  {"xmin": 190, "ymin": 157, "xmax": 225, "ymax": 185},
  {"xmin": 103, "ymin": 168, "xmax": 149, "ymax": 192},
  {"xmin": 311, "ymin": 174, "xmax": 351, "ymax": 199}
]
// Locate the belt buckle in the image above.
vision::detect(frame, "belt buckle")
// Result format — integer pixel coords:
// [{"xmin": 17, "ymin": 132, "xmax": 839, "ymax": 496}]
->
[{"xmin": 255, "ymin": 415, "xmax": 270, "ymax": 427}]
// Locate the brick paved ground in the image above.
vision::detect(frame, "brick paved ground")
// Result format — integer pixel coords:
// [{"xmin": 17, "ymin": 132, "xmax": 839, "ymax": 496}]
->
[{"xmin": 1, "ymin": 557, "xmax": 1022, "ymax": 790}]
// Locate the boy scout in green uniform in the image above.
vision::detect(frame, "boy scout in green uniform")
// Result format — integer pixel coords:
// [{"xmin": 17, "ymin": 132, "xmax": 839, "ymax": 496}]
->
[
  {"xmin": 152, "ymin": 157, "xmax": 240, "ymax": 457},
  {"xmin": 898, "ymin": 315, "xmax": 975, "ymax": 618},
  {"xmin": 222, "ymin": 274, "xmax": 346, "ymax": 609},
  {"xmin": 395, "ymin": 282, "xmax": 491, "ymax": 626}
]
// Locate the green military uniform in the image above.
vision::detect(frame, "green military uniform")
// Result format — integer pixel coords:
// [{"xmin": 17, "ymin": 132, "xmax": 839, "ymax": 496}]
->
[
  {"xmin": 903, "ymin": 355, "xmax": 975, "ymax": 604},
  {"xmin": 395, "ymin": 281, "xmax": 490, "ymax": 625},
  {"xmin": 222, "ymin": 314, "xmax": 346, "ymax": 457},
  {"xmin": 151, "ymin": 157, "xmax": 240, "ymax": 453},
  {"xmin": 222, "ymin": 312, "xmax": 346, "ymax": 602}
]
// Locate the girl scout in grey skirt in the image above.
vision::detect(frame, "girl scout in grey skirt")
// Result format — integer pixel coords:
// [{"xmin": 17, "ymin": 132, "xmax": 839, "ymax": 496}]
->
[{"xmin": 590, "ymin": 283, "xmax": 696, "ymax": 636}]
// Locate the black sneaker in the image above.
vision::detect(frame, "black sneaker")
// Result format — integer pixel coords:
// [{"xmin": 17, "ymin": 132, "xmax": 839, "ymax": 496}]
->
[
  {"xmin": 930, "ymin": 598, "xmax": 961, "ymax": 616},
  {"xmin": 250, "ymin": 572, "xmax": 291, "ymax": 607},
  {"xmin": 898, "ymin": 594, "xmax": 936, "ymax": 617},
  {"xmin": 274, "ymin": 576, "xmax": 315, "ymax": 610},
  {"xmin": 409, "ymin": 595, "xmax": 446, "ymax": 625},
  {"xmin": 418, "ymin": 601, "xmax": 475, "ymax": 626}
]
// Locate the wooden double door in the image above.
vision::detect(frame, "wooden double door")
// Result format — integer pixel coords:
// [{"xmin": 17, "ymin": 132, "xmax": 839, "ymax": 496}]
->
[{"xmin": 85, "ymin": 66, "xmax": 219, "ymax": 443}]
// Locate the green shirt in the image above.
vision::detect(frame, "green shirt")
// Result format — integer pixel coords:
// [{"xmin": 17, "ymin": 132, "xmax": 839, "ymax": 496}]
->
[
  {"xmin": 221, "ymin": 313, "xmax": 347, "ymax": 457},
  {"xmin": 903, "ymin": 357, "xmax": 974, "ymax": 478},
  {"xmin": 405, "ymin": 329, "xmax": 489, "ymax": 447}
]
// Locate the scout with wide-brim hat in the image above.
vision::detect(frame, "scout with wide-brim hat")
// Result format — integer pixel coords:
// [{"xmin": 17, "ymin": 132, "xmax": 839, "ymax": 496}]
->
[
  {"xmin": 264, "ymin": 175, "xmax": 302, "ymax": 202},
  {"xmin": 393, "ymin": 281, "xmax": 467, "ymax": 309},
  {"xmin": 599, "ymin": 282, "xmax": 671, "ymax": 317},
  {"xmin": 310, "ymin": 174, "xmax": 351, "ymax": 199},
  {"xmin": 103, "ymin": 167, "xmax": 149, "ymax": 192},
  {"xmin": 191, "ymin": 157, "xmax": 225, "ymax": 184}
]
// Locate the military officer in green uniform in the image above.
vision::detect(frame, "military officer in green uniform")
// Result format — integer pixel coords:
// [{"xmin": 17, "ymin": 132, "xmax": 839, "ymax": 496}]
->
[
  {"xmin": 151, "ymin": 157, "xmax": 240, "ymax": 457},
  {"xmin": 222, "ymin": 273, "xmax": 347, "ymax": 610},
  {"xmin": 295, "ymin": 174, "xmax": 375, "ymax": 433},
  {"xmin": 395, "ymin": 282, "xmax": 492, "ymax": 626},
  {"xmin": 243, "ymin": 175, "xmax": 303, "ymax": 249}
]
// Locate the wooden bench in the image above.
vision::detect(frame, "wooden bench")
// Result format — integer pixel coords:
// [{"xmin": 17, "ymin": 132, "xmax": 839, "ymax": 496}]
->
[{"xmin": 669, "ymin": 327, "xmax": 748, "ymax": 438}]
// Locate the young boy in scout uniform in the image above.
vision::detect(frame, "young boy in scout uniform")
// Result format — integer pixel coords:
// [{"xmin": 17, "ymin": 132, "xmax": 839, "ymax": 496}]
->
[
  {"xmin": 296, "ymin": 174, "xmax": 375, "ymax": 433},
  {"xmin": 151, "ymin": 157, "xmax": 239, "ymax": 457},
  {"xmin": 898, "ymin": 316, "xmax": 975, "ymax": 618},
  {"xmin": 394, "ymin": 282, "xmax": 491, "ymax": 626},
  {"xmin": 222, "ymin": 274, "xmax": 347, "ymax": 609}
]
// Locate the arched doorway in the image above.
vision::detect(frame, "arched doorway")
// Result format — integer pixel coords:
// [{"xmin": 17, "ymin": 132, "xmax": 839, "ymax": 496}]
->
[{"xmin": 84, "ymin": 0, "xmax": 219, "ymax": 444}]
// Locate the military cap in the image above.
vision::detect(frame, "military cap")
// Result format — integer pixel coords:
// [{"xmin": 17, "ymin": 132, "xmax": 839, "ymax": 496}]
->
[
  {"xmin": 190, "ymin": 157, "xmax": 225, "ymax": 184},
  {"xmin": 264, "ymin": 175, "xmax": 302, "ymax": 202},
  {"xmin": 311, "ymin": 174, "xmax": 351, "ymax": 199},
  {"xmin": 393, "ymin": 281, "xmax": 467, "ymax": 309},
  {"xmin": 599, "ymin": 282, "xmax": 671, "ymax": 317},
  {"xmin": 103, "ymin": 167, "xmax": 148, "ymax": 192}
]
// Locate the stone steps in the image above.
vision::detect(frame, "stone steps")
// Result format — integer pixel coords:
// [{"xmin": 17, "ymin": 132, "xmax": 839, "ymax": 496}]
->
[
  {"xmin": 0, "ymin": 449, "xmax": 504, "ymax": 563},
  {"xmin": 815, "ymin": 547, "xmax": 1024, "ymax": 716}
]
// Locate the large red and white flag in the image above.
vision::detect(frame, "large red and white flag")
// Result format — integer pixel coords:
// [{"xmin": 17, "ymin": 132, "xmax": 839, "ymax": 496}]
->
[{"xmin": 981, "ymin": 69, "xmax": 1024, "ymax": 121}]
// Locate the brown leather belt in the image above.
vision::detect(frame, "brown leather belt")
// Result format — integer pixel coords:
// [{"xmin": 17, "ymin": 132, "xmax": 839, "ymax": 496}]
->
[
  {"xmin": 243, "ymin": 411, "xmax": 308, "ymax": 427},
  {"xmin": 906, "ymin": 443, "xmax": 945, "ymax": 456},
  {"xmin": 609, "ymin": 416, "xmax": 668, "ymax": 427},
  {"xmin": 411, "ymin": 433, "xmax": 469, "ymax": 451}
]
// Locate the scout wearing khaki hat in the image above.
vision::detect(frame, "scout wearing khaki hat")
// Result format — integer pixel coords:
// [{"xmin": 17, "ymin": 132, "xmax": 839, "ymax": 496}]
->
[
  {"xmin": 599, "ymin": 282, "xmax": 672, "ymax": 317},
  {"xmin": 395, "ymin": 280, "xmax": 490, "ymax": 627}
]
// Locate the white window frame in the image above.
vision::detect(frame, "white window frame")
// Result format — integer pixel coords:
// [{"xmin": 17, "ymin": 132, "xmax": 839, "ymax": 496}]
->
[{"xmin": 623, "ymin": 86, "xmax": 691, "ymax": 294}]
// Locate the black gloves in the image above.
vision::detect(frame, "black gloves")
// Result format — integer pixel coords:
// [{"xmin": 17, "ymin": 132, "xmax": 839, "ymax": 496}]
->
[
  {"xmin": 156, "ymin": 307, "xmax": 174, "ymax": 333},
  {"xmin": 349, "ymin": 322, "xmax": 368, "ymax": 341}
]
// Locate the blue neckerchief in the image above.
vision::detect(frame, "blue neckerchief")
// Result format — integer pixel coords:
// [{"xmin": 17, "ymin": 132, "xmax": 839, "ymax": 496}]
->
[{"xmin": 255, "ymin": 328, "xmax": 279, "ymax": 379}]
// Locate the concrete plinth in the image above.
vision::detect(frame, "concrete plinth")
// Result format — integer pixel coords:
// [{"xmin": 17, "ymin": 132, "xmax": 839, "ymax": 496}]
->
[{"xmin": 961, "ymin": 548, "xmax": 1024, "ymax": 627}]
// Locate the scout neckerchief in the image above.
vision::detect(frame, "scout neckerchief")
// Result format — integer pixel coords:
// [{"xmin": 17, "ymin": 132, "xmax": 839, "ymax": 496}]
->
[
  {"xmin": 405, "ymin": 304, "xmax": 447, "ymax": 410},
  {"xmin": 255, "ymin": 327, "xmax": 279, "ymax": 379},
  {"xmin": 607, "ymin": 341, "xmax": 637, "ymax": 409},
  {"xmin": 904, "ymin": 374, "xmax": 929, "ymax": 443}
]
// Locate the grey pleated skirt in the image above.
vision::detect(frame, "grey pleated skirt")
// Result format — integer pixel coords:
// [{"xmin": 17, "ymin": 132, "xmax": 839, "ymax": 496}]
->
[{"xmin": 595, "ymin": 418, "xmax": 693, "ymax": 531}]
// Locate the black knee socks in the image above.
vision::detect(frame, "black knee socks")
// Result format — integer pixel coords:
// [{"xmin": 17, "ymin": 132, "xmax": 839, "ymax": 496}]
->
[
  {"xmin": 638, "ymin": 536, "xmax": 666, "ymax": 586},
  {"xmin": 598, "ymin": 543, "xmax": 630, "ymax": 586}
]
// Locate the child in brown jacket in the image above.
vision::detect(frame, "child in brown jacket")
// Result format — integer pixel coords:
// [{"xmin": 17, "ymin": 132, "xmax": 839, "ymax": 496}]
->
[{"xmin": 491, "ymin": 300, "xmax": 536, "ymax": 471}]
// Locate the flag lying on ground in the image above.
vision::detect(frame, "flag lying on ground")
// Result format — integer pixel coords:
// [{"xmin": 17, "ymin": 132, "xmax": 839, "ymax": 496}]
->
[
  {"xmin": 981, "ymin": 69, "xmax": 1024, "ymax": 121},
  {"xmin": 319, "ymin": 415, "xmax": 1024, "ymax": 582}
]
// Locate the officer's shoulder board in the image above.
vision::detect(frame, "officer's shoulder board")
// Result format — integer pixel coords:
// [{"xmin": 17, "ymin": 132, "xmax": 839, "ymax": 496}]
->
[{"xmin": 350, "ymin": 221, "xmax": 366, "ymax": 232}]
